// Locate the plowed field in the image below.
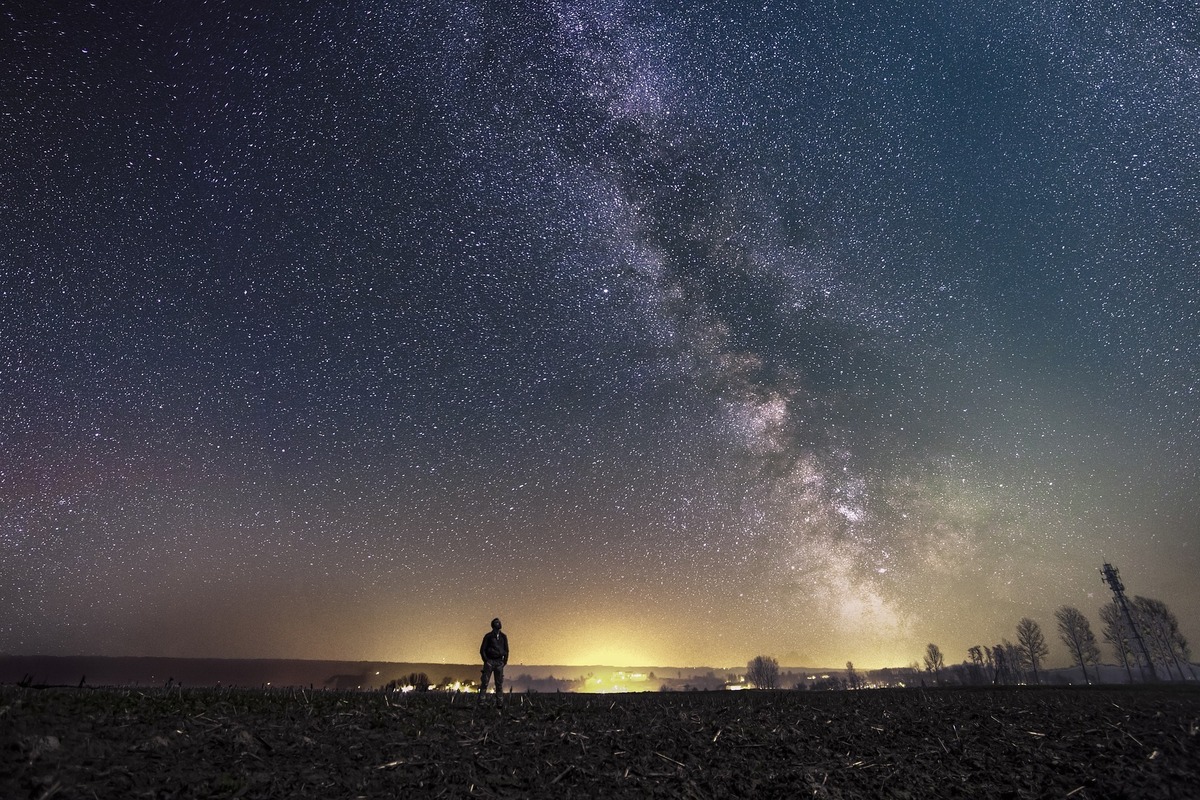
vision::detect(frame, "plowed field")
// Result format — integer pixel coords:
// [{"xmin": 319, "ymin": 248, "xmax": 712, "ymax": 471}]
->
[{"xmin": 4, "ymin": 685, "xmax": 1198, "ymax": 798}]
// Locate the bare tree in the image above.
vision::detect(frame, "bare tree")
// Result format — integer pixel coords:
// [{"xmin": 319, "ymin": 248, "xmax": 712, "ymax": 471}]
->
[
  {"xmin": 1176, "ymin": 632, "xmax": 1196, "ymax": 681},
  {"xmin": 966, "ymin": 646, "xmax": 986, "ymax": 685},
  {"xmin": 746, "ymin": 656, "xmax": 780, "ymax": 690},
  {"xmin": 846, "ymin": 661, "xmax": 860, "ymax": 690},
  {"xmin": 1003, "ymin": 639, "xmax": 1025, "ymax": 683},
  {"xmin": 990, "ymin": 643, "xmax": 1009, "ymax": 685},
  {"xmin": 923, "ymin": 643, "xmax": 945, "ymax": 684},
  {"xmin": 1055, "ymin": 606, "xmax": 1101, "ymax": 684},
  {"xmin": 1016, "ymin": 618, "xmax": 1050, "ymax": 684},
  {"xmin": 387, "ymin": 672, "xmax": 430, "ymax": 692},
  {"xmin": 1133, "ymin": 597, "xmax": 1190, "ymax": 681},
  {"xmin": 1099, "ymin": 600, "xmax": 1136, "ymax": 683},
  {"xmin": 982, "ymin": 645, "xmax": 999, "ymax": 683},
  {"xmin": 988, "ymin": 640, "xmax": 1022, "ymax": 685}
]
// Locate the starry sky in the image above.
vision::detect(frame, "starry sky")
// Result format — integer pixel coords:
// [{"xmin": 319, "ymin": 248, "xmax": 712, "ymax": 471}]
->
[{"xmin": 3, "ymin": 0, "xmax": 1197, "ymax": 671}]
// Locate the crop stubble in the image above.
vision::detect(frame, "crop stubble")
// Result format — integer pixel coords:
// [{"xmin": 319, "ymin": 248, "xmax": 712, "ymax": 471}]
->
[{"xmin": 3, "ymin": 685, "xmax": 1198, "ymax": 798}]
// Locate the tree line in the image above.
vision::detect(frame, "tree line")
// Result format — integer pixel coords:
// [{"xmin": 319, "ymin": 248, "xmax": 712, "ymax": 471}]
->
[
  {"xmin": 926, "ymin": 596, "xmax": 1193, "ymax": 686},
  {"xmin": 744, "ymin": 594, "xmax": 1193, "ymax": 689}
]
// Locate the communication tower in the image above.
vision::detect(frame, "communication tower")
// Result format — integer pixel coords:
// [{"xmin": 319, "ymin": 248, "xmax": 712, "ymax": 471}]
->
[{"xmin": 1099, "ymin": 562, "xmax": 1157, "ymax": 682}]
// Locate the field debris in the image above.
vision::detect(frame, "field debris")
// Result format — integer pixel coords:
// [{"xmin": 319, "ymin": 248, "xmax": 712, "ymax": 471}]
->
[{"xmin": 2, "ymin": 685, "xmax": 1198, "ymax": 798}]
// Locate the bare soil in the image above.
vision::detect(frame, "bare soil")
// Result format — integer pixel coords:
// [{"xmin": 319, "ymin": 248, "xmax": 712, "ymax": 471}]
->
[{"xmin": 3, "ymin": 685, "xmax": 1198, "ymax": 798}]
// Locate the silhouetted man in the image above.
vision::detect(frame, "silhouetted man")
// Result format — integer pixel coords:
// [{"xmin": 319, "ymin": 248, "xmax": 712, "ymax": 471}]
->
[{"xmin": 479, "ymin": 617, "xmax": 508, "ymax": 705}]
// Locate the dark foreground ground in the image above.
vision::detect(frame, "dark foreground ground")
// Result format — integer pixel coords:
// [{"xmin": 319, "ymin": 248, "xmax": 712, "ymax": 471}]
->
[{"xmin": 3, "ymin": 685, "xmax": 1198, "ymax": 799}]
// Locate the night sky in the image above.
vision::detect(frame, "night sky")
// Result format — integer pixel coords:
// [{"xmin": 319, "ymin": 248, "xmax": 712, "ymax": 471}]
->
[{"xmin": 3, "ymin": 1, "xmax": 1197, "ymax": 670}]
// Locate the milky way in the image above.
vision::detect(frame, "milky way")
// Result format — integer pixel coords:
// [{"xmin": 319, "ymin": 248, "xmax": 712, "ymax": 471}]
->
[{"xmin": 2, "ymin": 1, "xmax": 1197, "ymax": 668}]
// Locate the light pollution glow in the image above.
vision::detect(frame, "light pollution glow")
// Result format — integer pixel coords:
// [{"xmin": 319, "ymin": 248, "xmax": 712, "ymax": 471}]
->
[{"xmin": 2, "ymin": 1, "xmax": 1197, "ymax": 673}]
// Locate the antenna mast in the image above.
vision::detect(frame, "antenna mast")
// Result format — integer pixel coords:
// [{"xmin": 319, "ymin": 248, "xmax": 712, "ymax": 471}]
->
[{"xmin": 1100, "ymin": 562, "xmax": 1157, "ymax": 682}]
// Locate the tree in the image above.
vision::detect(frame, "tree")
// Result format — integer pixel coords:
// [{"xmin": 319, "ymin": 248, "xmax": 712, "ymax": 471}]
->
[
  {"xmin": 1099, "ymin": 600, "xmax": 1137, "ymax": 683},
  {"xmin": 923, "ymin": 643, "xmax": 945, "ymax": 684},
  {"xmin": 846, "ymin": 661, "xmax": 860, "ymax": 690},
  {"xmin": 1175, "ymin": 633, "xmax": 1196, "ymax": 681},
  {"xmin": 966, "ymin": 646, "xmax": 987, "ymax": 685},
  {"xmin": 386, "ymin": 672, "xmax": 431, "ymax": 692},
  {"xmin": 1055, "ymin": 606, "xmax": 1102, "ymax": 684},
  {"xmin": 982, "ymin": 645, "xmax": 999, "ymax": 683},
  {"xmin": 990, "ymin": 643, "xmax": 1009, "ymax": 685},
  {"xmin": 1133, "ymin": 596, "xmax": 1190, "ymax": 681},
  {"xmin": 987, "ymin": 639, "xmax": 1025, "ymax": 685},
  {"xmin": 746, "ymin": 656, "xmax": 780, "ymax": 690},
  {"xmin": 1002, "ymin": 639, "xmax": 1024, "ymax": 683},
  {"xmin": 1016, "ymin": 618, "xmax": 1050, "ymax": 684},
  {"xmin": 405, "ymin": 672, "xmax": 431, "ymax": 691}
]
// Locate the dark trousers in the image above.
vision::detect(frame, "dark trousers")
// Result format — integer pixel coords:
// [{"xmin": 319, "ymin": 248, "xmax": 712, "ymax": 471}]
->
[{"xmin": 480, "ymin": 659, "xmax": 505, "ymax": 694}]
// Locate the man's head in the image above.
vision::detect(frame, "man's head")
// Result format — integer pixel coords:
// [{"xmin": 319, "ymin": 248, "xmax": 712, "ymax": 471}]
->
[{"xmin": 491, "ymin": 618, "xmax": 502, "ymax": 631}]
